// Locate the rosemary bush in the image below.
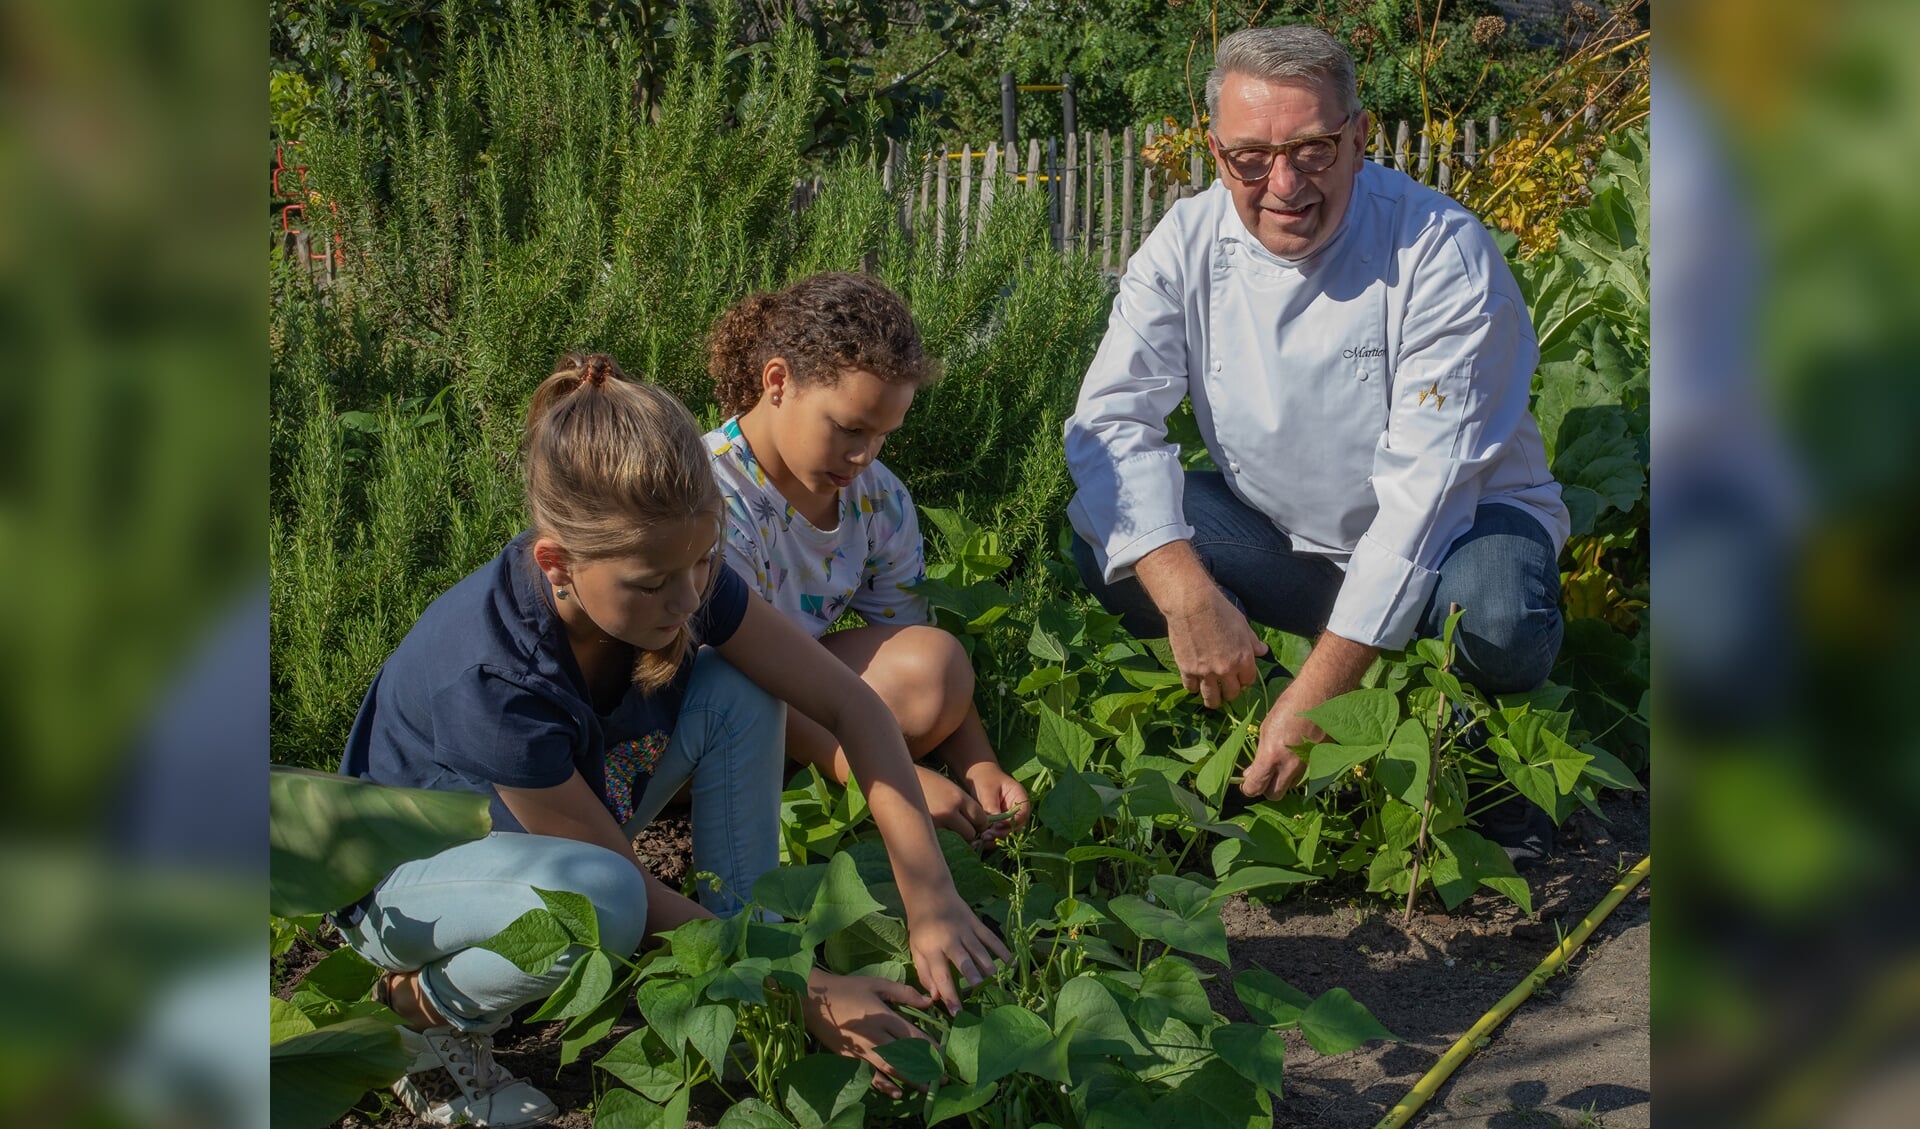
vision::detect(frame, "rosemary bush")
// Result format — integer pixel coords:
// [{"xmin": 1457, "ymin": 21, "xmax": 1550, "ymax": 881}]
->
[{"xmin": 269, "ymin": 0, "xmax": 1112, "ymax": 769}]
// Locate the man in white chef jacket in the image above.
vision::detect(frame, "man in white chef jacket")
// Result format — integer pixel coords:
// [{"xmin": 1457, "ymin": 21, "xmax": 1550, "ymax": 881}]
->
[{"xmin": 1064, "ymin": 25, "xmax": 1570, "ymax": 810}]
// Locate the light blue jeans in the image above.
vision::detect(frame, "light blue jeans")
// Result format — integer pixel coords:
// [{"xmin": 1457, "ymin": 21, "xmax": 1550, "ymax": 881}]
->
[{"xmin": 342, "ymin": 648, "xmax": 784, "ymax": 1031}]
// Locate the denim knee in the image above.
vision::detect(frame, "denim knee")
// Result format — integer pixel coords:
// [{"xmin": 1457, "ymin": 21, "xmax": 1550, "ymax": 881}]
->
[
  {"xmin": 548, "ymin": 842, "xmax": 651, "ymax": 957},
  {"xmin": 1451, "ymin": 600, "xmax": 1563, "ymax": 694}
]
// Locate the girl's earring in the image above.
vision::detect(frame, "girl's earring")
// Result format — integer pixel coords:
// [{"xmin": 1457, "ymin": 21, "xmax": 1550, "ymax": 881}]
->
[
  {"xmin": 770, "ymin": 391, "xmax": 782, "ymax": 407},
  {"xmin": 555, "ymin": 587, "xmax": 569, "ymax": 601}
]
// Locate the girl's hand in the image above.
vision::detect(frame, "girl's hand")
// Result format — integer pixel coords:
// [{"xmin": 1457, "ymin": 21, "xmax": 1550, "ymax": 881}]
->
[
  {"xmin": 960, "ymin": 762, "xmax": 1030, "ymax": 842},
  {"xmin": 915, "ymin": 764, "xmax": 996, "ymax": 844},
  {"xmin": 803, "ymin": 969, "xmax": 939, "ymax": 1099},
  {"xmin": 906, "ymin": 890, "xmax": 1011, "ymax": 1015}
]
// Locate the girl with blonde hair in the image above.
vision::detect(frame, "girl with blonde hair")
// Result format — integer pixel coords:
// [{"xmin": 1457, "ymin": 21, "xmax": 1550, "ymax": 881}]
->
[{"xmin": 335, "ymin": 353, "xmax": 1005, "ymax": 1126}]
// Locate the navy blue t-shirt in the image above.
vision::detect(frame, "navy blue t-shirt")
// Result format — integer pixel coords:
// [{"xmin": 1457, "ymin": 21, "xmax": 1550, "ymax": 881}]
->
[{"xmin": 338, "ymin": 531, "xmax": 750, "ymax": 833}]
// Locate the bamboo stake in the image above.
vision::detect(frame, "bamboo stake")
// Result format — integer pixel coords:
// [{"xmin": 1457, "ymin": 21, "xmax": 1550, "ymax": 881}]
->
[{"xmin": 1374, "ymin": 856, "xmax": 1652, "ymax": 1129}]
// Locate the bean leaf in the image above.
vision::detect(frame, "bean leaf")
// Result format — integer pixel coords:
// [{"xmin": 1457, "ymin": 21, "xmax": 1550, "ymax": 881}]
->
[{"xmin": 1299, "ymin": 987, "xmax": 1398, "ymax": 1055}]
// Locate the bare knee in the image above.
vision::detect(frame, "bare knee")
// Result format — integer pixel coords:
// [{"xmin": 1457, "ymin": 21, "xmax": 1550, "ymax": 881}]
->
[{"xmin": 868, "ymin": 626, "xmax": 974, "ymax": 751}]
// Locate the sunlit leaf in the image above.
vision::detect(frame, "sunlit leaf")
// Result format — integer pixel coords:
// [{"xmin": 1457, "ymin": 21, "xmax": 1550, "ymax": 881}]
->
[{"xmin": 268, "ymin": 768, "xmax": 490, "ymax": 918}]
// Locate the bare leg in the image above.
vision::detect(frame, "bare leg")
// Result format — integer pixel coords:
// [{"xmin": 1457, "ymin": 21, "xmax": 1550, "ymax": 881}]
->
[{"xmin": 787, "ymin": 625, "xmax": 1014, "ymax": 843}]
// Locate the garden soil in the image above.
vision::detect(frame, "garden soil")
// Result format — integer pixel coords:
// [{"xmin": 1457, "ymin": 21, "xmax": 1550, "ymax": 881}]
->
[{"xmin": 308, "ymin": 790, "xmax": 1648, "ymax": 1129}]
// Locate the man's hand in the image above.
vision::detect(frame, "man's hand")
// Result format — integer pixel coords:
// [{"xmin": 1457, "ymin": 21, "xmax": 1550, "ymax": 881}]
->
[
  {"xmin": 803, "ymin": 969, "xmax": 938, "ymax": 1098},
  {"xmin": 1241, "ymin": 689, "xmax": 1320, "ymax": 800},
  {"xmin": 1135, "ymin": 541, "xmax": 1268, "ymax": 709},
  {"xmin": 1239, "ymin": 630, "xmax": 1380, "ymax": 801}
]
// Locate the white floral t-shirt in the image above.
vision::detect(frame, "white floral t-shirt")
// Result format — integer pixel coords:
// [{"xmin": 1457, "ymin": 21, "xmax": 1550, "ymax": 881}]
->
[{"xmin": 705, "ymin": 417, "xmax": 931, "ymax": 638}]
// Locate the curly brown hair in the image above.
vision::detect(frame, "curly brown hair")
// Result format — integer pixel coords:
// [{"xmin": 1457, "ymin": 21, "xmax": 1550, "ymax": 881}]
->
[{"xmin": 708, "ymin": 272, "xmax": 937, "ymax": 419}]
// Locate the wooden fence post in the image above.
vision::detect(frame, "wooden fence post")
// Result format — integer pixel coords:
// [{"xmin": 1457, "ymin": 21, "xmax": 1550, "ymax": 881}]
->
[
  {"xmin": 1048, "ymin": 135, "xmax": 1061, "ymax": 249},
  {"xmin": 918, "ymin": 150, "xmax": 933, "ymax": 238},
  {"xmin": 1463, "ymin": 120, "xmax": 1478, "ymax": 170},
  {"xmin": 1026, "ymin": 138, "xmax": 1042, "ymax": 195},
  {"xmin": 1063, "ymin": 132, "xmax": 1078, "ymax": 255},
  {"xmin": 980, "ymin": 142, "xmax": 998, "ymax": 238},
  {"xmin": 1102, "ymin": 130, "xmax": 1115, "ymax": 269},
  {"xmin": 1189, "ymin": 118, "xmax": 1205, "ymax": 194},
  {"xmin": 1394, "ymin": 121, "xmax": 1410, "ymax": 176},
  {"xmin": 957, "ymin": 146, "xmax": 972, "ymax": 251},
  {"xmin": 935, "ymin": 150, "xmax": 949, "ymax": 252}
]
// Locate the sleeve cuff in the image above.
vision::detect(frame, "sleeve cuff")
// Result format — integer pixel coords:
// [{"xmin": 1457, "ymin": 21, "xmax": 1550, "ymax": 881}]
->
[
  {"xmin": 1065, "ymin": 449, "xmax": 1192, "ymax": 584},
  {"xmin": 1324, "ymin": 533, "xmax": 1441, "ymax": 650}
]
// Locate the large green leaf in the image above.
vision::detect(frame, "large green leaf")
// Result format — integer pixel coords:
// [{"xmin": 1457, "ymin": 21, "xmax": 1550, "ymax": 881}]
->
[
  {"xmin": 1374, "ymin": 718, "xmax": 1433, "ymax": 809},
  {"xmin": 1303, "ymin": 740, "xmax": 1387, "ymax": 793},
  {"xmin": 1165, "ymin": 1057, "xmax": 1269, "ymax": 1129},
  {"xmin": 752, "ymin": 863, "xmax": 828, "ymax": 920},
  {"xmin": 288, "ymin": 945, "xmax": 383, "ymax": 1007},
  {"xmin": 1299, "ymin": 988, "xmax": 1398, "ymax": 1055},
  {"xmin": 802, "ymin": 852, "xmax": 885, "ymax": 946},
  {"xmin": 526, "ymin": 947, "xmax": 614, "ymax": 1021},
  {"xmin": 1300, "ymin": 688, "xmax": 1399, "ymax": 746},
  {"xmin": 596, "ymin": 1029, "xmax": 687, "ymax": 1103},
  {"xmin": 1233, "ymin": 966, "xmax": 1311, "ymax": 1027},
  {"xmin": 1209, "ymin": 1022, "xmax": 1288, "ymax": 1094},
  {"xmin": 269, "ymin": 996, "xmax": 316, "ymax": 1045},
  {"xmin": 716, "ymin": 1098, "xmax": 796, "ymax": 1129},
  {"xmin": 780, "ymin": 1053, "xmax": 870, "ymax": 1129},
  {"xmin": 1054, "ymin": 974, "xmax": 1148, "ymax": 1057},
  {"xmin": 1209, "ymin": 865, "xmax": 1318, "ymax": 899},
  {"xmin": 536, "ymin": 886, "xmax": 599, "ymax": 947},
  {"xmin": 925, "ymin": 1079, "xmax": 999, "ymax": 1125},
  {"xmin": 269, "ymin": 1017, "xmax": 409, "ymax": 1129},
  {"xmin": 1432, "ymin": 828, "xmax": 1533, "ymax": 914},
  {"xmin": 974, "ymin": 1003, "xmax": 1067, "ymax": 1085},
  {"xmin": 1552, "ymin": 407, "xmax": 1645, "ymax": 536},
  {"xmin": 912, "ymin": 575, "xmax": 1014, "ymax": 629},
  {"xmin": 596, "ymin": 1086, "xmax": 692, "ymax": 1129},
  {"xmin": 1036, "ymin": 706, "xmax": 1097, "ymax": 772},
  {"xmin": 472, "ymin": 907, "xmax": 572, "ymax": 977},
  {"xmin": 268, "ymin": 767, "xmax": 491, "ymax": 918},
  {"xmin": 1040, "ymin": 768, "xmax": 1103, "ymax": 840},
  {"xmin": 686, "ymin": 1003, "xmax": 738, "ymax": 1072},
  {"xmin": 875, "ymin": 1036, "xmax": 945, "ymax": 1088},
  {"xmin": 1135, "ymin": 957, "xmax": 1215, "ymax": 1028},
  {"xmin": 1107, "ymin": 874, "xmax": 1228, "ymax": 965}
]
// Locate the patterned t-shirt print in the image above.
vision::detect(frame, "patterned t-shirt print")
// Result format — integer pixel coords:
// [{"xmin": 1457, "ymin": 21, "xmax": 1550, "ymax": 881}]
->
[{"xmin": 604, "ymin": 730, "xmax": 670, "ymax": 824}]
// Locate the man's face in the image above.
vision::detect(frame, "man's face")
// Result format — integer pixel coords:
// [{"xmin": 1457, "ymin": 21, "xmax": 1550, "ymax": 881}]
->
[{"xmin": 1208, "ymin": 73, "xmax": 1368, "ymax": 260}]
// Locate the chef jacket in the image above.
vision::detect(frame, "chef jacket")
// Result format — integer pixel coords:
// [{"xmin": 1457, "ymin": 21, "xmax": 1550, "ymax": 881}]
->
[{"xmin": 1064, "ymin": 164, "xmax": 1568, "ymax": 650}]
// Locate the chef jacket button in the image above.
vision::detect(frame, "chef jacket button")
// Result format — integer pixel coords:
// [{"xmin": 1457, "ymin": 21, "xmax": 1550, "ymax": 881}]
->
[{"xmin": 1229, "ymin": 461, "xmax": 1241, "ymax": 474}]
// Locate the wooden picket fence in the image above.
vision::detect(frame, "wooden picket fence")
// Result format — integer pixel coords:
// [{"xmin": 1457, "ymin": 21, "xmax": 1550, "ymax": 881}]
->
[
  {"xmin": 282, "ymin": 115, "xmax": 1556, "ymax": 287},
  {"xmin": 808, "ymin": 116, "xmax": 1520, "ymax": 273}
]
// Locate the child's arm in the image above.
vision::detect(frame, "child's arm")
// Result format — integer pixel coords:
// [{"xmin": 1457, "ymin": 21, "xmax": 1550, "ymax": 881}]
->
[
  {"xmin": 498, "ymin": 771, "xmax": 710, "ymax": 935},
  {"xmin": 716, "ymin": 596, "xmax": 1010, "ymax": 1011}
]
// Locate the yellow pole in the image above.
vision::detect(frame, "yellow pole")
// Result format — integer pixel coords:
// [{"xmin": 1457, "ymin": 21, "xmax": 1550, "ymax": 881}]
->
[{"xmin": 1372, "ymin": 854, "xmax": 1651, "ymax": 1129}]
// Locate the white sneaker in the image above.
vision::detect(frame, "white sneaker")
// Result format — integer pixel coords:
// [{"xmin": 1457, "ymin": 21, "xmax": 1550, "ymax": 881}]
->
[{"xmin": 391, "ymin": 1025, "xmax": 557, "ymax": 1128}]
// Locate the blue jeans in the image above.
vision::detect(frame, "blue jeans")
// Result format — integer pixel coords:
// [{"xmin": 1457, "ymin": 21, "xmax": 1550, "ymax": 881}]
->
[
  {"xmin": 1073, "ymin": 473, "xmax": 1564, "ymax": 694},
  {"xmin": 342, "ymin": 648, "xmax": 784, "ymax": 1031}
]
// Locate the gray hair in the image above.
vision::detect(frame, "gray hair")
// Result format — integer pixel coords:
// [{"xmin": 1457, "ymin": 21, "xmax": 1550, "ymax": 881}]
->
[{"xmin": 1205, "ymin": 25, "xmax": 1361, "ymax": 121}]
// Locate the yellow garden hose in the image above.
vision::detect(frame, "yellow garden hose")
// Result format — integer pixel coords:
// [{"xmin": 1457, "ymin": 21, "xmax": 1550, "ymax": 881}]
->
[{"xmin": 1372, "ymin": 854, "xmax": 1651, "ymax": 1129}]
